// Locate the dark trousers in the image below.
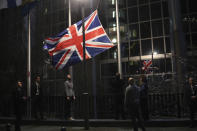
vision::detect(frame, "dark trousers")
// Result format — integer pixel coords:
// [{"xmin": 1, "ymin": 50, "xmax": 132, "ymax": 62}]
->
[
  {"xmin": 114, "ymin": 95, "xmax": 125, "ymax": 119},
  {"xmin": 189, "ymin": 103, "xmax": 197, "ymax": 125},
  {"xmin": 129, "ymin": 106, "xmax": 146, "ymax": 131},
  {"xmin": 140, "ymin": 98, "xmax": 149, "ymax": 121},
  {"xmin": 32, "ymin": 96, "xmax": 43, "ymax": 119},
  {"xmin": 65, "ymin": 97, "xmax": 73, "ymax": 119},
  {"xmin": 15, "ymin": 103, "xmax": 22, "ymax": 131}
]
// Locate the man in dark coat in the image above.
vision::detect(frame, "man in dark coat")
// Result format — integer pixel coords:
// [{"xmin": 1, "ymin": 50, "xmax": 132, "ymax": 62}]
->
[
  {"xmin": 112, "ymin": 72, "xmax": 125, "ymax": 119},
  {"xmin": 31, "ymin": 76, "xmax": 44, "ymax": 120},
  {"xmin": 139, "ymin": 75, "xmax": 149, "ymax": 121},
  {"xmin": 125, "ymin": 77, "xmax": 146, "ymax": 131},
  {"xmin": 185, "ymin": 77, "xmax": 197, "ymax": 127},
  {"xmin": 13, "ymin": 80, "xmax": 26, "ymax": 131}
]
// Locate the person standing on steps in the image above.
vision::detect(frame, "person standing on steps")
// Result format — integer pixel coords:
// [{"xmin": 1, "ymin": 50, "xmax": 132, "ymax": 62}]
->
[
  {"xmin": 64, "ymin": 74, "xmax": 75, "ymax": 120},
  {"xmin": 125, "ymin": 77, "xmax": 146, "ymax": 131}
]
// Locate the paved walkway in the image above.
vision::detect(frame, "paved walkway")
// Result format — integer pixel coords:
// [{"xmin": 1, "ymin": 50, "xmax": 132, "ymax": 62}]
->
[
  {"xmin": 22, "ymin": 126, "xmax": 197, "ymax": 131},
  {"xmin": 1, "ymin": 125, "xmax": 197, "ymax": 131}
]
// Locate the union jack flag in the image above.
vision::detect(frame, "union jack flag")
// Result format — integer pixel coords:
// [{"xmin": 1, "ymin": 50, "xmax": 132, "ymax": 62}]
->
[
  {"xmin": 142, "ymin": 60, "xmax": 152, "ymax": 71},
  {"xmin": 44, "ymin": 10, "xmax": 114, "ymax": 70}
]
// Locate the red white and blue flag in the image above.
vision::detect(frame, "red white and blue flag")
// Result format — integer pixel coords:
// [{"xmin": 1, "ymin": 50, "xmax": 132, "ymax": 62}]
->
[
  {"xmin": 44, "ymin": 10, "xmax": 114, "ymax": 70},
  {"xmin": 142, "ymin": 60, "xmax": 152, "ymax": 71}
]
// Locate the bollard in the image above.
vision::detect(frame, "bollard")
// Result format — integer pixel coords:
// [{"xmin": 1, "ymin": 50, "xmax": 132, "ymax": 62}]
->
[
  {"xmin": 83, "ymin": 93, "xmax": 89, "ymax": 130},
  {"xmin": 6, "ymin": 123, "xmax": 11, "ymax": 131},
  {"xmin": 61, "ymin": 126, "xmax": 66, "ymax": 131}
]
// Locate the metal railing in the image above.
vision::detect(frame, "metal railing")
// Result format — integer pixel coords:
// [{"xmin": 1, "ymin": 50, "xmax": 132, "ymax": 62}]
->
[{"xmin": 0, "ymin": 93, "xmax": 189, "ymax": 119}]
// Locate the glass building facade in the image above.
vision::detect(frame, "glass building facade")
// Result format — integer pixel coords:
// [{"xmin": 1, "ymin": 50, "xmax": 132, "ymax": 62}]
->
[
  {"xmin": 0, "ymin": 0, "xmax": 197, "ymax": 95},
  {"xmin": 97, "ymin": 0, "xmax": 197, "ymax": 94},
  {"xmin": 0, "ymin": 0, "xmax": 197, "ymax": 118},
  {"xmin": 98, "ymin": 0, "xmax": 173, "ymax": 93},
  {"xmin": 100, "ymin": 0, "xmax": 171, "ymax": 72}
]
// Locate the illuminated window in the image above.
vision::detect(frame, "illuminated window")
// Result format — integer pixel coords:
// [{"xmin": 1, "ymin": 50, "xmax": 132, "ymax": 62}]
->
[
  {"xmin": 113, "ymin": 27, "xmax": 116, "ymax": 31},
  {"xmin": 113, "ymin": 11, "xmax": 115, "ymax": 18},
  {"xmin": 112, "ymin": 0, "xmax": 115, "ymax": 5}
]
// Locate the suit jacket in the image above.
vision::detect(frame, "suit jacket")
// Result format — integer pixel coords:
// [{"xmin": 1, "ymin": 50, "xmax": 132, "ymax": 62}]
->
[
  {"xmin": 125, "ymin": 84, "xmax": 140, "ymax": 110},
  {"xmin": 112, "ymin": 78, "xmax": 125, "ymax": 96},
  {"xmin": 139, "ymin": 83, "xmax": 148, "ymax": 100},
  {"xmin": 64, "ymin": 80, "xmax": 75, "ymax": 97},
  {"xmin": 13, "ymin": 86, "xmax": 25, "ymax": 104},
  {"xmin": 31, "ymin": 81, "xmax": 43, "ymax": 97},
  {"xmin": 185, "ymin": 83, "xmax": 197, "ymax": 105},
  {"xmin": 13, "ymin": 86, "xmax": 26, "ymax": 113}
]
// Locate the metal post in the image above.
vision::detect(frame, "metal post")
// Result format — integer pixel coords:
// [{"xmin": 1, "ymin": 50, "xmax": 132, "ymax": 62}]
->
[
  {"xmin": 83, "ymin": 93, "xmax": 89, "ymax": 130},
  {"xmin": 82, "ymin": 7, "xmax": 86, "ymax": 61},
  {"xmin": 148, "ymin": 0, "xmax": 154, "ymax": 75},
  {"xmin": 168, "ymin": 0, "xmax": 186, "ymax": 118},
  {"xmin": 168, "ymin": 0, "xmax": 186, "ymax": 93},
  {"xmin": 115, "ymin": 0, "xmax": 122, "ymax": 79},
  {"xmin": 68, "ymin": 0, "xmax": 71, "ymax": 27},
  {"xmin": 68, "ymin": 0, "xmax": 73, "ymax": 78},
  {"xmin": 91, "ymin": 0, "xmax": 97, "ymax": 119},
  {"xmin": 81, "ymin": 6, "xmax": 89, "ymax": 130},
  {"xmin": 27, "ymin": 12, "xmax": 31, "ymax": 118}
]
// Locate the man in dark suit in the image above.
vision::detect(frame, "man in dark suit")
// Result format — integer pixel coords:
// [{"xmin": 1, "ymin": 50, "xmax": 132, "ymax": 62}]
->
[
  {"xmin": 112, "ymin": 72, "xmax": 125, "ymax": 119},
  {"xmin": 185, "ymin": 77, "xmax": 197, "ymax": 127},
  {"xmin": 13, "ymin": 80, "xmax": 26, "ymax": 131},
  {"xmin": 139, "ymin": 75, "xmax": 149, "ymax": 121},
  {"xmin": 31, "ymin": 75, "xmax": 44, "ymax": 120},
  {"xmin": 125, "ymin": 77, "xmax": 146, "ymax": 131}
]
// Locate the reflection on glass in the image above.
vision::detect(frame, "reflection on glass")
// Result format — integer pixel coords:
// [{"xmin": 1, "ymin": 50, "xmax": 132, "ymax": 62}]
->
[
  {"xmin": 112, "ymin": 38, "xmax": 117, "ymax": 43},
  {"xmin": 165, "ymin": 37, "xmax": 171, "ymax": 53},
  {"xmin": 140, "ymin": 22, "xmax": 151, "ymax": 38},
  {"xmin": 162, "ymin": 1, "xmax": 169, "ymax": 17},
  {"xmin": 151, "ymin": 3, "xmax": 162, "ymax": 19},
  {"xmin": 152, "ymin": 20, "xmax": 163, "ymax": 37},
  {"xmin": 153, "ymin": 52, "xmax": 158, "ymax": 55},
  {"xmin": 119, "ymin": 9, "xmax": 127, "ymax": 22},
  {"xmin": 119, "ymin": 0, "xmax": 126, "ymax": 9},
  {"xmin": 128, "ymin": 0, "xmax": 137, "ymax": 7},
  {"xmin": 112, "ymin": 0, "xmax": 115, "ymax": 5},
  {"xmin": 126, "ymin": 61, "xmax": 141, "ymax": 75},
  {"xmin": 130, "ymin": 41, "xmax": 140, "ymax": 56},
  {"xmin": 150, "ymin": 0, "xmax": 161, "ymax": 3},
  {"xmin": 153, "ymin": 38, "xmax": 164, "ymax": 54},
  {"xmin": 139, "ymin": 0, "xmax": 149, "ymax": 5},
  {"xmin": 141, "ymin": 39, "xmax": 152, "ymax": 55},
  {"xmin": 164, "ymin": 19, "xmax": 170, "ymax": 35},
  {"xmin": 128, "ymin": 7, "xmax": 138, "ymax": 23},
  {"xmin": 166, "ymin": 58, "xmax": 172, "ymax": 72},
  {"xmin": 109, "ymin": 48, "xmax": 117, "ymax": 59},
  {"xmin": 112, "ymin": 11, "xmax": 115, "ymax": 18},
  {"xmin": 129, "ymin": 24, "xmax": 139, "ymax": 40},
  {"xmin": 152, "ymin": 59, "xmax": 165, "ymax": 73},
  {"xmin": 139, "ymin": 5, "xmax": 150, "ymax": 21},
  {"xmin": 122, "ymin": 43, "xmax": 128, "ymax": 57}
]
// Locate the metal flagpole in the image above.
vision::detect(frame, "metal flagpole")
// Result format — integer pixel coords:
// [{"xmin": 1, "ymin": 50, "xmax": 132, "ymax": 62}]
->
[
  {"xmin": 81, "ymin": 6, "xmax": 89, "ymax": 130},
  {"xmin": 115, "ymin": 0, "xmax": 122, "ymax": 79},
  {"xmin": 27, "ymin": 11, "xmax": 31, "ymax": 118},
  {"xmin": 68, "ymin": 0, "xmax": 73, "ymax": 78}
]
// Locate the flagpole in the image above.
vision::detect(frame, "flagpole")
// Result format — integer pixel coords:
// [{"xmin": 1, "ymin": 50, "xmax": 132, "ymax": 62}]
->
[
  {"xmin": 115, "ymin": 0, "xmax": 122, "ymax": 79},
  {"xmin": 68, "ymin": 0, "xmax": 73, "ymax": 78},
  {"xmin": 27, "ymin": 11, "xmax": 31, "ymax": 118},
  {"xmin": 81, "ymin": 6, "xmax": 89, "ymax": 130}
]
